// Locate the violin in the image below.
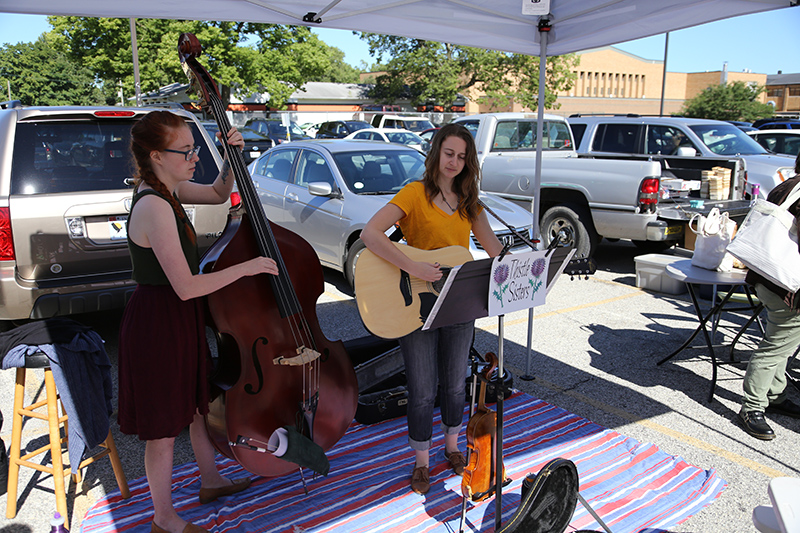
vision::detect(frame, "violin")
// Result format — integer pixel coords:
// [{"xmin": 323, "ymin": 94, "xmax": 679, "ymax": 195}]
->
[
  {"xmin": 462, "ymin": 352, "xmax": 506, "ymax": 502},
  {"xmin": 178, "ymin": 33, "xmax": 358, "ymax": 477}
]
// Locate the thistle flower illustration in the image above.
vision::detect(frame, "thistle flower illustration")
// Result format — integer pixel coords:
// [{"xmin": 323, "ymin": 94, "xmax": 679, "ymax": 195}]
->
[
  {"xmin": 531, "ymin": 258, "xmax": 546, "ymax": 278},
  {"xmin": 529, "ymin": 258, "xmax": 546, "ymax": 299},
  {"xmin": 492, "ymin": 263, "xmax": 510, "ymax": 307}
]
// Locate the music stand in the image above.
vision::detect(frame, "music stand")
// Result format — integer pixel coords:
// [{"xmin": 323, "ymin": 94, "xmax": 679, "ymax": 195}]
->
[{"xmin": 425, "ymin": 251, "xmax": 574, "ymax": 531}]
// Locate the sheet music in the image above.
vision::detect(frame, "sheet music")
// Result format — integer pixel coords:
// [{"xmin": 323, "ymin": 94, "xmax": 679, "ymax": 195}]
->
[
  {"xmin": 546, "ymin": 248, "xmax": 576, "ymax": 296},
  {"xmin": 422, "ymin": 264, "xmax": 463, "ymax": 331}
]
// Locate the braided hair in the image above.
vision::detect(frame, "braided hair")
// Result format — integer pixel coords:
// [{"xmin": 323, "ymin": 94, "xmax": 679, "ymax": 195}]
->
[
  {"xmin": 130, "ymin": 111, "xmax": 196, "ymax": 244},
  {"xmin": 422, "ymin": 123, "xmax": 481, "ymax": 223}
]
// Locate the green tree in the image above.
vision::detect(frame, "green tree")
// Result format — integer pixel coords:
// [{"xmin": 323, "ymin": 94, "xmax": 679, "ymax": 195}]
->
[
  {"xmin": 48, "ymin": 17, "xmax": 335, "ymax": 108},
  {"xmin": 308, "ymin": 47, "xmax": 361, "ymax": 84},
  {"xmin": 0, "ymin": 33, "xmax": 103, "ymax": 106},
  {"xmin": 358, "ymin": 34, "xmax": 578, "ymax": 110},
  {"xmin": 679, "ymin": 81, "xmax": 775, "ymax": 122}
]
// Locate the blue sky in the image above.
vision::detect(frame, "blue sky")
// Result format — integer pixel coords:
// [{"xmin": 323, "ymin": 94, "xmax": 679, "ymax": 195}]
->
[{"xmin": 2, "ymin": 9, "xmax": 799, "ymax": 75}]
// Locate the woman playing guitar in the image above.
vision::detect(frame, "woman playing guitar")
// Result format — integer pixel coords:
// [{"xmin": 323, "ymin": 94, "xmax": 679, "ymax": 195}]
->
[{"xmin": 360, "ymin": 123, "xmax": 504, "ymax": 494}]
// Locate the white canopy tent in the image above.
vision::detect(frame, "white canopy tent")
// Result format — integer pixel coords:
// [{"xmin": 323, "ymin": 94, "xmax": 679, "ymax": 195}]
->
[
  {"xmin": 3, "ymin": 3, "xmax": 795, "ymax": 527},
  {"xmin": 2, "ymin": 0, "xmax": 796, "ymax": 239}
]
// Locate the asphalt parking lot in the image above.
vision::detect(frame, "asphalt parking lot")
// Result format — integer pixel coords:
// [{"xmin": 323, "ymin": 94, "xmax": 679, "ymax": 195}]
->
[{"xmin": 0, "ymin": 239, "xmax": 798, "ymax": 533}]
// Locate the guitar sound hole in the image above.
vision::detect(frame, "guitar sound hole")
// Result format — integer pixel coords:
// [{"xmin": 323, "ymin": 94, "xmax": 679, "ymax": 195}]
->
[{"xmin": 430, "ymin": 267, "xmax": 451, "ymax": 294}]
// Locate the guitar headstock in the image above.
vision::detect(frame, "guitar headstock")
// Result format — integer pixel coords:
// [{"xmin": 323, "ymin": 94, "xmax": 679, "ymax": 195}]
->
[{"xmin": 564, "ymin": 257, "xmax": 597, "ymax": 280}]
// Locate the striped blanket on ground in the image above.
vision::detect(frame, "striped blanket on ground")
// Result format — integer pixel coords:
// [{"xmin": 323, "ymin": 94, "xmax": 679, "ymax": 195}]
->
[{"xmin": 80, "ymin": 391, "xmax": 726, "ymax": 532}]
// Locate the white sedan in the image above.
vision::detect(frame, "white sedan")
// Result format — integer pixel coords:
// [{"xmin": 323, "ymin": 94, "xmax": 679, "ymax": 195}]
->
[
  {"xmin": 345, "ymin": 128, "xmax": 430, "ymax": 153},
  {"xmin": 747, "ymin": 129, "xmax": 800, "ymax": 157}
]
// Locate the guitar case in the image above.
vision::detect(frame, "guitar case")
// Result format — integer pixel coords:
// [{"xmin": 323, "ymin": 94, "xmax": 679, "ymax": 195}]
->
[{"xmin": 498, "ymin": 458, "xmax": 605, "ymax": 533}]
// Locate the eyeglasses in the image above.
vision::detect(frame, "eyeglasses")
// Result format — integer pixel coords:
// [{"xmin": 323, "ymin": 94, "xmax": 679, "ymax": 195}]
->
[{"xmin": 164, "ymin": 145, "xmax": 201, "ymax": 161}]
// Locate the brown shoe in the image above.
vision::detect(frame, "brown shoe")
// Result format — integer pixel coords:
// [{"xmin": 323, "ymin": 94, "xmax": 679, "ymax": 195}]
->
[
  {"xmin": 198, "ymin": 477, "xmax": 252, "ymax": 504},
  {"xmin": 410, "ymin": 465, "xmax": 430, "ymax": 494},
  {"xmin": 445, "ymin": 450, "xmax": 466, "ymax": 476},
  {"xmin": 151, "ymin": 522, "xmax": 209, "ymax": 533}
]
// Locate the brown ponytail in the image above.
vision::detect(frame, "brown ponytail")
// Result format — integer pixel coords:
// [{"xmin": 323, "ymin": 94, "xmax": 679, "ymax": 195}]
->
[{"xmin": 130, "ymin": 111, "xmax": 196, "ymax": 244}]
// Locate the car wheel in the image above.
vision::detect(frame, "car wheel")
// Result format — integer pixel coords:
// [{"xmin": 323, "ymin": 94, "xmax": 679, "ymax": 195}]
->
[
  {"xmin": 540, "ymin": 204, "xmax": 598, "ymax": 258},
  {"xmin": 345, "ymin": 239, "xmax": 367, "ymax": 289}
]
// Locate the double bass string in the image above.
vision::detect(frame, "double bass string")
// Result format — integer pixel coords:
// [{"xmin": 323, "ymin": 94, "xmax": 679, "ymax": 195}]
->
[{"xmin": 204, "ymin": 84, "xmax": 321, "ymax": 410}]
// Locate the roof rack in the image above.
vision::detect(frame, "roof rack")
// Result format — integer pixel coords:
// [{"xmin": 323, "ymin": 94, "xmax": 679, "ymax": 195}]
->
[{"xmin": 0, "ymin": 100, "xmax": 22, "ymax": 110}]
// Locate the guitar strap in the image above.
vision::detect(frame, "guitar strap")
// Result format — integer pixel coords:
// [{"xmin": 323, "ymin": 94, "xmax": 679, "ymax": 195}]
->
[{"xmin": 477, "ymin": 199, "xmax": 537, "ymax": 251}]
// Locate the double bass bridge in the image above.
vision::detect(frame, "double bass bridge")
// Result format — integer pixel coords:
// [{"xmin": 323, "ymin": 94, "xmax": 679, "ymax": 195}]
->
[{"xmin": 273, "ymin": 346, "xmax": 321, "ymax": 366}]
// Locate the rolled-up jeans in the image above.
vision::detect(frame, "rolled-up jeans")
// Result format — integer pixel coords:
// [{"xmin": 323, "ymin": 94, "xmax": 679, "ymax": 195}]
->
[{"xmin": 398, "ymin": 320, "xmax": 473, "ymax": 451}]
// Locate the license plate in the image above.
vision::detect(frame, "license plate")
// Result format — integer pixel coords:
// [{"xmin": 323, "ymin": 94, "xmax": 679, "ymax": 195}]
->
[
  {"xmin": 249, "ymin": 150, "xmax": 261, "ymax": 158},
  {"xmin": 109, "ymin": 215, "xmax": 128, "ymax": 240},
  {"xmin": 665, "ymin": 225, "xmax": 682, "ymax": 236}
]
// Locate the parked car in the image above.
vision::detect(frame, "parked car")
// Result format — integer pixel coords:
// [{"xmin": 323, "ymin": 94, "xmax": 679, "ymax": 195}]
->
[
  {"xmin": 0, "ymin": 105, "xmax": 231, "ymax": 329},
  {"xmin": 345, "ymin": 128, "xmax": 430, "ymax": 153},
  {"xmin": 747, "ymin": 129, "xmax": 800, "ymax": 157},
  {"xmin": 370, "ymin": 114, "xmax": 436, "ymax": 132},
  {"xmin": 315, "ymin": 120, "xmax": 372, "ymax": 139},
  {"xmin": 244, "ymin": 118, "xmax": 313, "ymax": 145},
  {"xmin": 247, "ymin": 140, "xmax": 534, "ymax": 286},
  {"xmin": 419, "ymin": 127, "xmax": 440, "ymax": 142},
  {"xmin": 299, "ymin": 122, "xmax": 319, "ymax": 137},
  {"xmin": 756, "ymin": 120, "xmax": 800, "ymax": 130},
  {"xmin": 201, "ymin": 121, "xmax": 273, "ymax": 164}
]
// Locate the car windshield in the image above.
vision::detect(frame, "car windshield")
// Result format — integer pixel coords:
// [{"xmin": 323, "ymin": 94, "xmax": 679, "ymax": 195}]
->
[
  {"xmin": 688, "ymin": 124, "xmax": 768, "ymax": 156},
  {"xmin": 240, "ymin": 127, "xmax": 271, "ymax": 141},
  {"xmin": 385, "ymin": 131, "xmax": 424, "ymax": 145},
  {"xmin": 267, "ymin": 122, "xmax": 309, "ymax": 138},
  {"xmin": 332, "ymin": 150, "xmax": 426, "ymax": 194},
  {"xmin": 346, "ymin": 121, "xmax": 371, "ymax": 133},
  {"xmin": 401, "ymin": 119, "xmax": 435, "ymax": 131}
]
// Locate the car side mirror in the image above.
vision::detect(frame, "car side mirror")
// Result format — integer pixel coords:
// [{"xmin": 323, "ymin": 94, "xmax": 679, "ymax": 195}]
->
[
  {"xmin": 308, "ymin": 182, "xmax": 335, "ymax": 197},
  {"xmin": 676, "ymin": 146, "xmax": 697, "ymax": 157}
]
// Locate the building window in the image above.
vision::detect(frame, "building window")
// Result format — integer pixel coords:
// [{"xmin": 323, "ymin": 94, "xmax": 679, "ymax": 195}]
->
[
  {"xmin": 789, "ymin": 87, "xmax": 800, "ymax": 96},
  {"xmin": 768, "ymin": 88, "xmax": 783, "ymax": 97}
]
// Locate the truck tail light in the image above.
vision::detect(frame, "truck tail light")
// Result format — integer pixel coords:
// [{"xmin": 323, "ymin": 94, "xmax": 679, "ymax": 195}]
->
[
  {"xmin": 638, "ymin": 178, "xmax": 660, "ymax": 205},
  {"xmin": 0, "ymin": 207, "xmax": 15, "ymax": 261}
]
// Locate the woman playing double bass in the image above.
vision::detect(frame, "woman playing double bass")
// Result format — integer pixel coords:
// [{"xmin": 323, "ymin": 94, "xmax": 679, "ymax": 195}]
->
[
  {"xmin": 360, "ymin": 123, "xmax": 504, "ymax": 494},
  {"xmin": 117, "ymin": 111, "xmax": 279, "ymax": 533}
]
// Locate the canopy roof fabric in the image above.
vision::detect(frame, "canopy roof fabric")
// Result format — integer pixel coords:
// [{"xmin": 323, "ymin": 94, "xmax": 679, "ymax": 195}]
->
[{"xmin": 1, "ymin": 0, "xmax": 796, "ymax": 57}]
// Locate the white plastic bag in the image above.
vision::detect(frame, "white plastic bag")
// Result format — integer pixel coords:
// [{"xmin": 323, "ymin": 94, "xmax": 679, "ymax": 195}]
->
[
  {"xmin": 727, "ymin": 183, "xmax": 800, "ymax": 292},
  {"xmin": 689, "ymin": 208, "xmax": 736, "ymax": 271}
]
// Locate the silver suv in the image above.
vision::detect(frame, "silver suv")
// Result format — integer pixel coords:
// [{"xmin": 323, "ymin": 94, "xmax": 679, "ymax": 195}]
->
[{"xmin": 0, "ymin": 104, "xmax": 230, "ymax": 329}]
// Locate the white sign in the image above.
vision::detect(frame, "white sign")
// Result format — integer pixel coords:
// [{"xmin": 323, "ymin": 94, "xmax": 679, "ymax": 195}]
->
[
  {"xmin": 488, "ymin": 250, "xmax": 550, "ymax": 316},
  {"xmin": 522, "ymin": 0, "xmax": 551, "ymax": 15}
]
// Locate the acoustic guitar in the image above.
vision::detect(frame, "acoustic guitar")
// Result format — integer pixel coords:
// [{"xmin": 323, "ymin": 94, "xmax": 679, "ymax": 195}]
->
[
  {"xmin": 354, "ymin": 243, "xmax": 472, "ymax": 339},
  {"xmin": 355, "ymin": 243, "xmax": 597, "ymax": 339}
]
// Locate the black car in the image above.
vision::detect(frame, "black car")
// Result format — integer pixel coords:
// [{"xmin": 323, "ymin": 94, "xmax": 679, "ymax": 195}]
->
[
  {"xmin": 315, "ymin": 120, "xmax": 372, "ymax": 139},
  {"xmin": 752, "ymin": 117, "xmax": 800, "ymax": 129},
  {"xmin": 244, "ymin": 118, "xmax": 313, "ymax": 145},
  {"xmin": 201, "ymin": 122, "xmax": 273, "ymax": 164}
]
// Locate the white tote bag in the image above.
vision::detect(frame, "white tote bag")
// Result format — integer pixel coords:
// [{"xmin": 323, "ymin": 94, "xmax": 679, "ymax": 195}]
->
[
  {"xmin": 726, "ymin": 182, "xmax": 800, "ymax": 292},
  {"xmin": 689, "ymin": 208, "xmax": 736, "ymax": 272}
]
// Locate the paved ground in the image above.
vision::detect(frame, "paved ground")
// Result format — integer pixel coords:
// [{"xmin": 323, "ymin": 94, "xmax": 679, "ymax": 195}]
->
[{"xmin": 0, "ymin": 240, "xmax": 798, "ymax": 532}]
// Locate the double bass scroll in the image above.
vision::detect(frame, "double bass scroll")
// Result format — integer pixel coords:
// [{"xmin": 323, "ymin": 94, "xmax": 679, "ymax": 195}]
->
[{"xmin": 178, "ymin": 32, "xmax": 358, "ymax": 478}]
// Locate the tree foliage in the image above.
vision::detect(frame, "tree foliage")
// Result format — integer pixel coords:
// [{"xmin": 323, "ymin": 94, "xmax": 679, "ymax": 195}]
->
[
  {"xmin": 359, "ymin": 34, "xmax": 579, "ymax": 110},
  {"xmin": 47, "ymin": 17, "xmax": 350, "ymax": 108},
  {"xmin": 0, "ymin": 33, "xmax": 104, "ymax": 106},
  {"xmin": 678, "ymin": 81, "xmax": 775, "ymax": 122}
]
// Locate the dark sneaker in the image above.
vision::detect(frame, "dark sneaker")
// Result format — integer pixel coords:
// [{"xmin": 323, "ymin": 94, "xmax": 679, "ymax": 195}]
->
[
  {"xmin": 765, "ymin": 398, "xmax": 800, "ymax": 419},
  {"xmin": 739, "ymin": 410, "xmax": 775, "ymax": 440},
  {"xmin": 445, "ymin": 450, "xmax": 466, "ymax": 476},
  {"xmin": 411, "ymin": 465, "xmax": 430, "ymax": 494}
]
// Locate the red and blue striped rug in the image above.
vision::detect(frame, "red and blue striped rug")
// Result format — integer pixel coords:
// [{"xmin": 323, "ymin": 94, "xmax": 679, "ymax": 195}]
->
[{"xmin": 80, "ymin": 392, "xmax": 725, "ymax": 532}]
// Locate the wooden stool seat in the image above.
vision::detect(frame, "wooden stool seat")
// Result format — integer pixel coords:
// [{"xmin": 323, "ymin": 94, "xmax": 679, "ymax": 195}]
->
[{"xmin": 5, "ymin": 351, "xmax": 130, "ymax": 526}]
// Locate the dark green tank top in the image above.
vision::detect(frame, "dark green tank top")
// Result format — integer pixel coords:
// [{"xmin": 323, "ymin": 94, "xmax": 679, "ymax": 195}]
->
[{"xmin": 128, "ymin": 188, "xmax": 200, "ymax": 286}]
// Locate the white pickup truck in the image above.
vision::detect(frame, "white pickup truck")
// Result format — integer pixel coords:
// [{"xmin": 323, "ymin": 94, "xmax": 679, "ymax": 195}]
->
[{"xmin": 453, "ymin": 112, "xmax": 753, "ymax": 257}]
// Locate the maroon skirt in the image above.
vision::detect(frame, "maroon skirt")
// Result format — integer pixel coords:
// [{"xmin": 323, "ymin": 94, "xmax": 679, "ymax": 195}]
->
[{"xmin": 117, "ymin": 284, "xmax": 210, "ymax": 440}]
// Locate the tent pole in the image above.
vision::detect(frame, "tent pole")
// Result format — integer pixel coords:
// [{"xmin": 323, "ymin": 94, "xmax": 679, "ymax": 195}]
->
[
  {"xmin": 130, "ymin": 18, "xmax": 142, "ymax": 107},
  {"xmin": 521, "ymin": 19, "xmax": 549, "ymax": 382},
  {"xmin": 659, "ymin": 32, "xmax": 669, "ymax": 116}
]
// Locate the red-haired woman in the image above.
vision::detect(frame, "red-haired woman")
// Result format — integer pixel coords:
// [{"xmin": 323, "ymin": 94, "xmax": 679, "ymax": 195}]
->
[{"xmin": 118, "ymin": 111, "xmax": 279, "ymax": 533}]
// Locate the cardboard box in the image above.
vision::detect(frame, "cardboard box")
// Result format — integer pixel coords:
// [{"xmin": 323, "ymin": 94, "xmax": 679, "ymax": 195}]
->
[{"xmin": 634, "ymin": 253, "xmax": 687, "ymax": 294}]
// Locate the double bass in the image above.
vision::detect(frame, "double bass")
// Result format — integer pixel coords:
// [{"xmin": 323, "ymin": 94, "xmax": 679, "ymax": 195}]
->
[{"xmin": 178, "ymin": 33, "xmax": 358, "ymax": 477}]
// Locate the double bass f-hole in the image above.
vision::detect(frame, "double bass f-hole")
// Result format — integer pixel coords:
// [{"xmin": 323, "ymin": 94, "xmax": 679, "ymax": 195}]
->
[{"xmin": 244, "ymin": 337, "xmax": 268, "ymax": 396}]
